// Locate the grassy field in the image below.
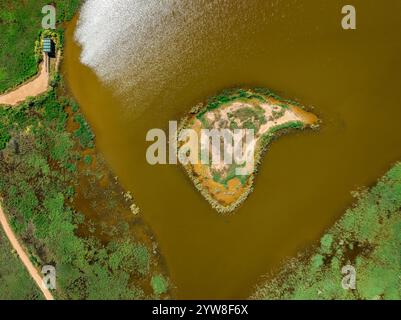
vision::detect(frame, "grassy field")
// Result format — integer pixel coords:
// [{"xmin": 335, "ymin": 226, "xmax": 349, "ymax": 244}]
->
[
  {"xmin": 0, "ymin": 227, "xmax": 42, "ymax": 300},
  {"xmin": 0, "ymin": 0, "xmax": 80, "ymax": 93},
  {"xmin": 252, "ymin": 163, "xmax": 401, "ymax": 300}
]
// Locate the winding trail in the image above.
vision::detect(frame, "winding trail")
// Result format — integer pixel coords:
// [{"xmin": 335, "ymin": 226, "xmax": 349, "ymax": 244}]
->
[
  {"xmin": 0, "ymin": 53, "xmax": 51, "ymax": 106},
  {"xmin": 0, "ymin": 205, "xmax": 54, "ymax": 300}
]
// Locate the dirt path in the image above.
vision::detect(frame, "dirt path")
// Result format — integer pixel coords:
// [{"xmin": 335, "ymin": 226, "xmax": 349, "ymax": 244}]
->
[
  {"xmin": 0, "ymin": 54, "xmax": 50, "ymax": 106},
  {"xmin": 0, "ymin": 204, "xmax": 54, "ymax": 300}
]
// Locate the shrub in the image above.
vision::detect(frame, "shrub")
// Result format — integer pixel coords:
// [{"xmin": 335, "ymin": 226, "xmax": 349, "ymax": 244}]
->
[{"xmin": 151, "ymin": 275, "xmax": 169, "ymax": 296}]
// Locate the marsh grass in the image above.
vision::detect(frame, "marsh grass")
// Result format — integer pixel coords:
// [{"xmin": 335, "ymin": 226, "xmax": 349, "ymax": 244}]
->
[{"xmin": 151, "ymin": 274, "xmax": 169, "ymax": 296}]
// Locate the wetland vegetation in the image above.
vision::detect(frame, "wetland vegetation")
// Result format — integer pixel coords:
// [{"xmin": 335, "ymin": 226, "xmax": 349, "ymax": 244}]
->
[
  {"xmin": 62, "ymin": 0, "xmax": 401, "ymax": 299},
  {"xmin": 253, "ymin": 163, "xmax": 401, "ymax": 299},
  {"xmin": 0, "ymin": 0, "xmax": 169, "ymax": 299},
  {"xmin": 0, "ymin": 80, "xmax": 169, "ymax": 299}
]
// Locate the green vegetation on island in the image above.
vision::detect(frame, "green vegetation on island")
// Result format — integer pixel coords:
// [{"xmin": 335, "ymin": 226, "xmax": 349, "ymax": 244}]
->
[{"xmin": 179, "ymin": 88, "xmax": 318, "ymax": 214}]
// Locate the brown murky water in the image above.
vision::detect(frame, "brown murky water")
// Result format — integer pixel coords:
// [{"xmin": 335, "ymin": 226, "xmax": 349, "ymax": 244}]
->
[{"xmin": 62, "ymin": 0, "xmax": 401, "ymax": 299}]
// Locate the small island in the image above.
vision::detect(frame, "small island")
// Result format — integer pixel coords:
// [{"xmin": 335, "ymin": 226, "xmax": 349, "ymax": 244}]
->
[{"xmin": 179, "ymin": 88, "xmax": 319, "ymax": 214}]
